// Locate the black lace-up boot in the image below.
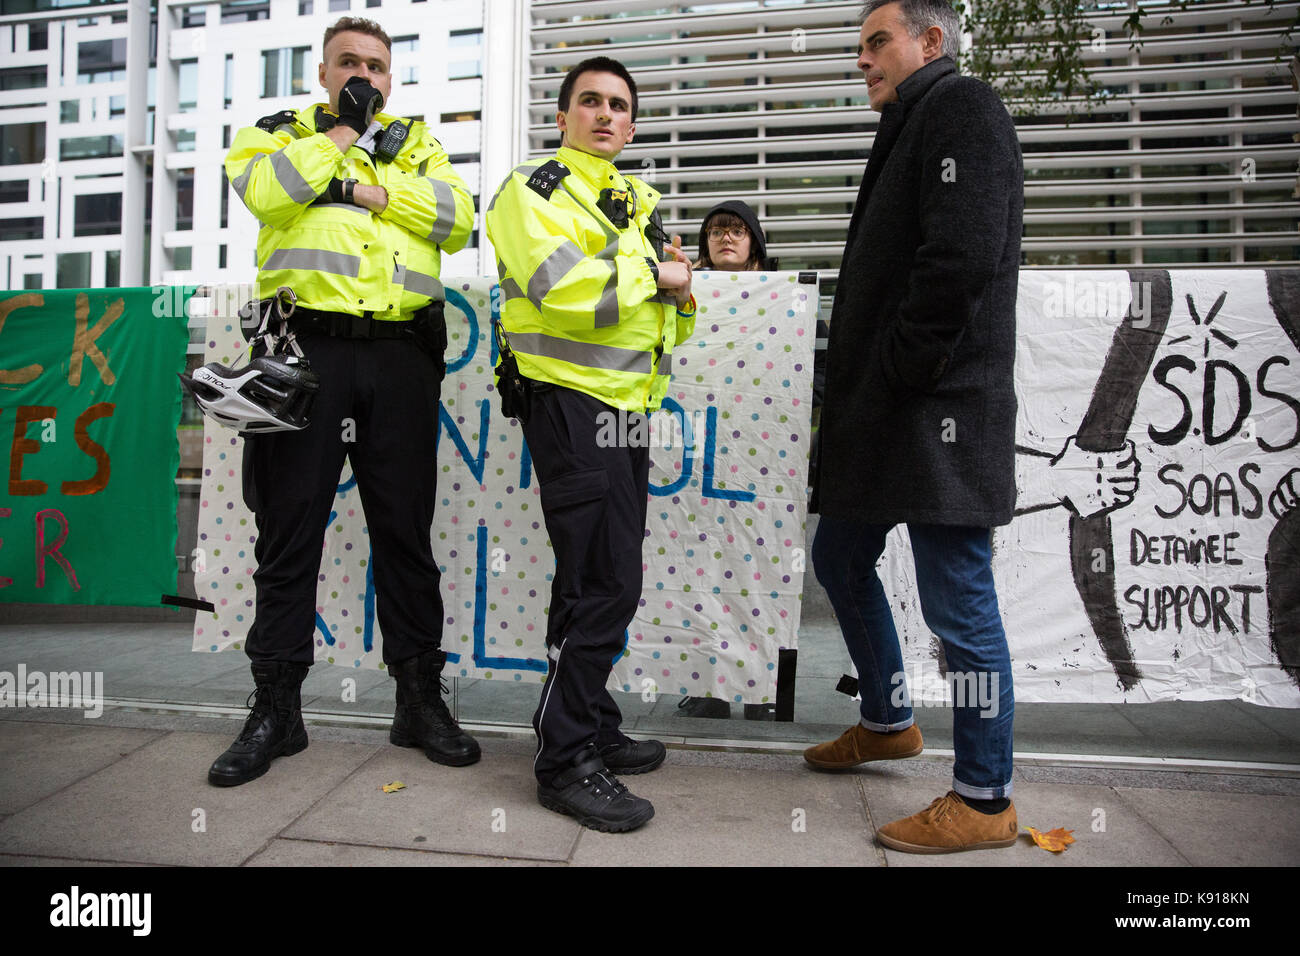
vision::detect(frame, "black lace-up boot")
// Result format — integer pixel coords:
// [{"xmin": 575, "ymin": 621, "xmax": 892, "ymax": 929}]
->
[
  {"xmin": 389, "ymin": 648, "xmax": 481, "ymax": 766},
  {"xmin": 537, "ymin": 750, "xmax": 655, "ymax": 832},
  {"xmin": 208, "ymin": 660, "xmax": 310, "ymax": 787}
]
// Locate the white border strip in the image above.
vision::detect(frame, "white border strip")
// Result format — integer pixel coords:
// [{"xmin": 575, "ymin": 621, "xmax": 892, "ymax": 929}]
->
[{"xmin": 86, "ymin": 697, "xmax": 1300, "ymax": 778}]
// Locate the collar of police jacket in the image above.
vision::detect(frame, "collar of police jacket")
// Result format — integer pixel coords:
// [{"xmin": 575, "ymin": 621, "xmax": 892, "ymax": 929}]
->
[{"xmin": 554, "ymin": 145, "xmax": 660, "ymax": 218}]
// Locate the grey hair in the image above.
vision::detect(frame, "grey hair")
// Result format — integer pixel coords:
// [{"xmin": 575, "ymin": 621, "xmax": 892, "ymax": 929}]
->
[{"xmin": 859, "ymin": 0, "xmax": 961, "ymax": 61}]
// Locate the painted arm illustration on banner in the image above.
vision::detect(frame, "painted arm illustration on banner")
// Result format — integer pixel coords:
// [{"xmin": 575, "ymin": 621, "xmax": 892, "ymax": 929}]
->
[
  {"xmin": 1266, "ymin": 469, "xmax": 1299, "ymax": 687},
  {"xmin": 1031, "ymin": 270, "xmax": 1173, "ymax": 691},
  {"xmin": 1014, "ymin": 436, "xmax": 1141, "ymax": 519},
  {"xmin": 1264, "ymin": 269, "xmax": 1300, "ymax": 689}
]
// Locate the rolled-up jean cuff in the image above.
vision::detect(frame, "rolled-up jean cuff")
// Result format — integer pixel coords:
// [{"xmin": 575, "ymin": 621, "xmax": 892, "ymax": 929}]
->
[
  {"xmin": 860, "ymin": 716, "xmax": 915, "ymax": 733},
  {"xmin": 953, "ymin": 776, "xmax": 1013, "ymax": 800}
]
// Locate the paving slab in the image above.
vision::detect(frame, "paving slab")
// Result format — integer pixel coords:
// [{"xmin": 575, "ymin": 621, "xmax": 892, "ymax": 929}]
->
[
  {"xmin": 244, "ymin": 838, "xmax": 561, "ymax": 866},
  {"xmin": 0, "ymin": 720, "xmax": 164, "ymax": 815},
  {"xmin": 856, "ymin": 772, "xmax": 1190, "ymax": 867},
  {"xmin": 569, "ymin": 760, "xmax": 879, "ymax": 866},
  {"xmin": 0, "ymin": 729, "xmax": 379, "ymax": 866},
  {"xmin": 1112, "ymin": 787, "xmax": 1300, "ymax": 867},
  {"xmin": 282, "ymin": 744, "xmax": 581, "ymax": 862}
]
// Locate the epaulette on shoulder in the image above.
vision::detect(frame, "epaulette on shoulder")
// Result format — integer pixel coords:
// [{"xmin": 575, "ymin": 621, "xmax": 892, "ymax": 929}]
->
[
  {"xmin": 524, "ymin": 159, "xmax": 569, "ymax": 200},
  {"xmin": 255, "ymin": 109, "xmax": 299, "ymax": 133}
]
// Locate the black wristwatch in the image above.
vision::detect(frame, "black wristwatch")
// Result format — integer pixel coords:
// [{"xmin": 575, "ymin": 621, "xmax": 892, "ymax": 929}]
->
[
  {"xmin": 645, "ymin": 257, "xmax": 659, "ymax": 283},
  {"xmin": 342, "ymin": 178, "xmax": 358, "ymax": 204}
]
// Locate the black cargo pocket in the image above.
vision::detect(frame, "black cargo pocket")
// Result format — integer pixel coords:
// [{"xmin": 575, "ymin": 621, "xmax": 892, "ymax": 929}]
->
[
  {"xmin": 539, "ymin": 467, "xmax": 614, "ymax": 569},
  {"xmin": 540, "ymin": 467, "xmax": 609, "ymax": 512}
]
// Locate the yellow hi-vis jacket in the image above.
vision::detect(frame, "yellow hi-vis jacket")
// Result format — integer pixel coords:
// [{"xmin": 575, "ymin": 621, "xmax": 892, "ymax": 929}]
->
[
  {"xmin": 225, "ymin": 104, "xmax": 474, "ymax": 318},
  {"xmin": 485, "ymin": 145, "xmax": 696, "ymax": 412}
]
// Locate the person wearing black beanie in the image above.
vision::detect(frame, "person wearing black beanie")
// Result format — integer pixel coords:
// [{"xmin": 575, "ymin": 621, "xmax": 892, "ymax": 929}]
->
[{"xmin": 693, "ymin": 200, "xmax": 777, "ymax": 271}]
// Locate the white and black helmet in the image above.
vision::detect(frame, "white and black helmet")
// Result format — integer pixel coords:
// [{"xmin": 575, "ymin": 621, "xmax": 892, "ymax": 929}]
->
[{"xmin": 181, "ymin": 354, "xmax": 320, "ymax": 433}]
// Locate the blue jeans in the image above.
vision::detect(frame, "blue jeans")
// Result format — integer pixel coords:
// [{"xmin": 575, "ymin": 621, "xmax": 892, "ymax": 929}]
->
[{"xmin": 812, "ymin": 518, "xmax": 1015, "ymax": 799}]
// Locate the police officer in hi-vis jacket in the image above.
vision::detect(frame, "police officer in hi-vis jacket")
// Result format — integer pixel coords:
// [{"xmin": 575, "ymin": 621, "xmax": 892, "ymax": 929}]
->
[
  {"xmin": 209, "ymin": 16, "xmax": 478, "ymax": 787},
  {"xmin": 485, "ymin": 56, "xmax": 696, "ymax": 832}
]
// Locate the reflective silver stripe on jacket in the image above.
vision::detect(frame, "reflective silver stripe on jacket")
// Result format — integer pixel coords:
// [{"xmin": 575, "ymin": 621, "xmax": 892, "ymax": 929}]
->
[
  {"xmin": 392, "ymin": 263, "xmax": 444, "ymax": 300},
  {"xmin": 527, "ymin": 240, "xmax": 599, "ymax": 308},
  {"xmin": 426, "ymin": 178, "xmax": 457, "ymax": 244},
  {"xmin": 500, "ymin": 276, "xmax": 526, "ymax": 302},
  {"xmin": 270, "ymin": 149, "xmax": 317, "ymax": 204},
  {"xmin": 487, "ymin": 164, "xmax": 538, "ymax": 213},
  {"xmin": 230, "ymin": 154, "xmax": 264, "ymax": 202},
  {"xmin": 263, "ymin": 248, "xmax": 361, "ymax": 277},
  {"xmin": 312, "ymin": 202, "xmax": 369, "ymax": 215},
  {"xmin": 657, "ymin": 351, "xmax": 672, "ymax": 375},
  {"xmin": 509, "ymin": 331, "xmax": 651, "ymax": 374},
  {"xmin": 594, "ymin": 270, "xmax": 619, "ymax": 329}
]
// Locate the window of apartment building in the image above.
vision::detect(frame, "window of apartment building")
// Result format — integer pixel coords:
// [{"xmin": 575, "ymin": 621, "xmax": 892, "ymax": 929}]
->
[
  {"xmin": 224, "ymin": 53, "xmax": 234, "ymax": 108},
  {"xmin": 28, "ymin": 23, "xmax": 48, "ymax": 51},
  {"xmin": 261, "ymin": 47, "xmax": 311, "ymax": 99},
  {"xmin": 219, "ymin": 169, "xmax": 229, "ymax": 228},
  {"xmin": 393, "ymin": 35, "xmax": 418, "ymax": 85},
  {"xmin": 74, "ymin": 193, "xmax": 122, "ymax": 237},
  {"xmin": 298, "ymin": 0, "xmax": 313, "ymax": 14},
  {"xmin": 0, "ymin": 179, "xmax": 26, "ymax": 202},
  {"xmin": 180, "ymin": 5, "xmax": 206, "ymax": 28},
  {"xmin": 329, "ymin": 0, "xmax": 349, "ymax": 11},
  {"xmin": 440, "ymin": 110, "xmax": 480, "ymax": 124},
  {"xmin": 5, "ymin": 217, "xmax": 42, "ymax": 240},
  {"xmin": 24, "ymin": 273, "xmax": 44, "ymax": 289},
  {"xmin": 106, "ymin": 249, "xmax": 119, "ymax": 287},
  {"xmin": 0, "ymin": 65, "xmax": 47, "ymax": 91},
  {"xmin": 78, "ymin": 38, "xmax": 127, "ymax": 84},
  {"xmin": 60, "ymin": 100, "xmax": 79, "ymax": 123},
  {"xmin": 60, "ymin": 134, "xmax": 123, "ymax": 160},
  {"xmin": 1, "ymin": 122, "xmax": 45, "ymax": 165},
  {"xmin": 178, "ymin": 59, "xmax": 199, "ymax": 111},
  {"xmin": 448, "ymin": 28, "xmax": 481, "ymax": 81},
  {"xmin": 57, "ymin": 252, "xmax": 91, "ymax": 289},
  {"xmin": 221, "ymin": 0, "xmax": 269, "ymax": 23},
  {"xmin": 366, "ymin": 0, "xmax": 380, "ymax": 7},
  {"xmin": 176, "ymin": 172, "xmax": 194, "ymax": 230}
]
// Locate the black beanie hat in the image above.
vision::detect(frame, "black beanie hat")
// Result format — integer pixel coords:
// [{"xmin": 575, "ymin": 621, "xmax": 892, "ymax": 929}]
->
[{"xmin": 697, "ymin": 200, "xmax": 770, "ymax": 269}]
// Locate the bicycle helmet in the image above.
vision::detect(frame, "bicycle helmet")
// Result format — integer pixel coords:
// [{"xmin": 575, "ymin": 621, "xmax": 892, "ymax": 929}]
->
[{"xmin": 181, "ymin": 354, "xmax": 320, "ymax": 433}]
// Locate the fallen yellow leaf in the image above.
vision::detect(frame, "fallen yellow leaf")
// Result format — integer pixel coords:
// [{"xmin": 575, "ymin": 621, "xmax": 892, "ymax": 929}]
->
[
  {"xmin": 1024, "ymin": 826, "xmax": 1075, "ymax": 852},
  {"xmin": 381, "ymin": 781, "xmax": 406, "ymax": 793}
]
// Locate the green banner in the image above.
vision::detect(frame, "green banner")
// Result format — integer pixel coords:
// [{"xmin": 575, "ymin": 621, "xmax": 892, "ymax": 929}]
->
[{"xmin": 1, "ymin": 288, "xmax": 189, "ymax": 605}]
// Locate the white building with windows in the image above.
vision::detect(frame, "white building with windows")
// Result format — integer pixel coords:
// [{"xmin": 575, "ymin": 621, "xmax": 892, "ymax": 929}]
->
[
  {"xmin": 0, "ymin": 0, "xmax": 1296, "ymax": 291},
  {"xmin": 0, "ymin": 0, "xmax": 495, "ymax": 289}
]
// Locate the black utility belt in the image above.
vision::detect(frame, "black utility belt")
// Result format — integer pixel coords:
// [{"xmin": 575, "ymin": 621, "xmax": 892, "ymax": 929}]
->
[{"xmin": 290, "ymin": 302, "xmax": 443, "ymax": 340}]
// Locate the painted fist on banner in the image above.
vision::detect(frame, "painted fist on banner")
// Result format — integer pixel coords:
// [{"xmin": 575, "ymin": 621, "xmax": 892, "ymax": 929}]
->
[
  {"xmin": 1048, "ymin": 436, "xmax": 1141, "ymax": 519},
  {"xmin": 1269, "ymin": 467, "xmax": 1300, "ymax": 520}
]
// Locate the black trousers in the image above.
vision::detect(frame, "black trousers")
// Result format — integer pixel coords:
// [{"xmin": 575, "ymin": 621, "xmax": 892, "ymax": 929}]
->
[
  {"xmin": 242, "ymin": 332, "xmax": 444, "ymax": 666},
  {"xmin": 523, "ymin": 385, "xmax": 649, "ymax": 785}
]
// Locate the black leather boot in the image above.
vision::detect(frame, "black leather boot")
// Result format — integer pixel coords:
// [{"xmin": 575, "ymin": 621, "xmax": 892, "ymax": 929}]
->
[
  {"xmin": 208, "ymin": 660, "xmax": 310, "ymax": 787},
  {"xmin": 389, "ymin": 649, "xmax": 481, "ymax": 766}
]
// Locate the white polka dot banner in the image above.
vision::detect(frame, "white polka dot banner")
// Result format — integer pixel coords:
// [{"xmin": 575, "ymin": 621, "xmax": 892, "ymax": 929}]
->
[{"xmin": 191, "ymin": 273, "xmax": 817, "ymax": 705}]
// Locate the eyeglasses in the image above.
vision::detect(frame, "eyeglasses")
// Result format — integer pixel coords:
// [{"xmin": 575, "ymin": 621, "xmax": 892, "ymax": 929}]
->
[{"xmin": 707, "ymin": 226, "xmax": 749, "ymax": 242}]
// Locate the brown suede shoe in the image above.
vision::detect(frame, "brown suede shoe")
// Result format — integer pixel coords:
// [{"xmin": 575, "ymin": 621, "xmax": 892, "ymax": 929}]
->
[
  {"xmin": 876, "ymin": 791, "xmax": 1018, "ymax": 854},
  {"xmin": 803, "ymin": 723, "xmax": 923, "ymax": 770}
]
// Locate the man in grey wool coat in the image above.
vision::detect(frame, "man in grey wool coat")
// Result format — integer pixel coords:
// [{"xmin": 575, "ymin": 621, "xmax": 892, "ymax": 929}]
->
[{"xmin": 805, "ymin": 0, "xmax": 1024, "ymax": 853}]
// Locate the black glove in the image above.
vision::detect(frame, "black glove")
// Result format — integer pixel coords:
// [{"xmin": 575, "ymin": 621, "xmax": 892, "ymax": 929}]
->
[{"xmin": 337, "ymin": 76, "xmax": 383, "ymax": 134}]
